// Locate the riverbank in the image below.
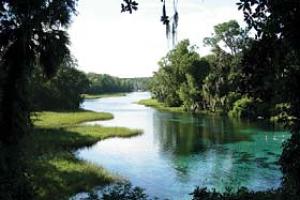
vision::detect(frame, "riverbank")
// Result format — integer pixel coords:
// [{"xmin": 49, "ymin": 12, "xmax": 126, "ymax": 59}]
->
[
  {"xmin": 25, "ymin": 110, "xmax": 142, "ymax": 200},
  {"xmin": 137, "ymin": 98, "xmax": 219, "ymax": 115},
  {"xmin": 137, "ymin": 98, "xmax": 185, "ymax": 113},
  {"xmin": 81, "ymin": 93, "xmax": 126, "ymax": 99}
]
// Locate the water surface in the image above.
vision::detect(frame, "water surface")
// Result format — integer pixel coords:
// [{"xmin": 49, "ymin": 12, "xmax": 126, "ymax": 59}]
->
[{"xmin": 78, "ymin": 92, "xmax": 289, "ymax": 199}]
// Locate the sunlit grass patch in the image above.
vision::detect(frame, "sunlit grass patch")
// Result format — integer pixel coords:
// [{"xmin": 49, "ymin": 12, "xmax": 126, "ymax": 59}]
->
[
  {"xmin": 81, "ymin": 93, "xmax": 126, "ymax": 99},
  {"xmin": 31, "ymin": 152, "xmax": 116, "ymax": 200},
  {"xmin": 137, "ymin": 98, "xmax": 184, "ymax": 113},
  {"xmin": 26, "ymin": 110, "xmax": 141, "ymax": 200},
  {"xmin": 68, "ymin": 125, "xmax": 142, "ymax": 140},
  {"xmin": 32, "ymin": 111, "xmax": 113, "ymax": 128}
]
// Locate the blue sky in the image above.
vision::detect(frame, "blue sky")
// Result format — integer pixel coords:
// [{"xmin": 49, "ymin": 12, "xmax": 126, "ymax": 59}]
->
[{"xmin": 69, "ymin": 0, "xmax": 245, "ymax": 78}]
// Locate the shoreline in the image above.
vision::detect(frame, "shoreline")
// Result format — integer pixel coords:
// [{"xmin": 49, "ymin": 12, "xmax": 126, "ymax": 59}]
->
[
  {"xmin": 81, "ymin": 93, "xmax": 127, "ymax": 99},
  {"xmin": 27, "ymin": 110, "xmax": 142, "ymax": 200},
  {"xmin": 136, "ymin": 98, "xmax": 185, "ymax": 113},
  {"xmin": 137, "ymin": 98, "xmax": 219, "ymax": 115}
]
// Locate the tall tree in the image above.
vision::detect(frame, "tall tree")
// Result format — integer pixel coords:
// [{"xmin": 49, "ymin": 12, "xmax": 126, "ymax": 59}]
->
[
  {"xmin": 0, "ymin": 0, "xmax": 77, "ymax": 143},
  {"xmin": 202, "ymin": 20, "xmax": 250, "ymax": 113},
  {"xmin": 203, "ymin": 20, "xmax": 250, "ymax": 55},
  {"xmin": 238, "ymin": 0, "xmax": 300, "ymax": 194},
  {"xmin": 0, "ymin": 1, "xmax": 77, "ymax": 199},
  {"xmin": 151, "ymin": 39, "xmax": 209, "ymax": 109}
]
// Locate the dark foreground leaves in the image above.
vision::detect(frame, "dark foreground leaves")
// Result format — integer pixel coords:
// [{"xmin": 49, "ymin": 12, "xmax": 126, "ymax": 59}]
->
[{"xmin": 81, "ymin": 182, "xmax": 299, "ymax": 200}]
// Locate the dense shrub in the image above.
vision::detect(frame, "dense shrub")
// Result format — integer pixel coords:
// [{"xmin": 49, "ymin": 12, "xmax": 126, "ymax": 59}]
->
[
  {"xmin": 82, "ymin": 183, "xmax": 299, "ymax": 200},
  {"xmin": 191, "ymin": 187, "xmax": 298, "ymax": 200},
  {"xmin": 85, "ymin": 182, "xmax": 150, "ymax": 200},
  {"xmin": 229, "ymin": 96, "xmax": 257, "ymax": 119},
  {"xmin": 270, "ymin": 103, "xmax": 296, "ymax": 127},
  {"xmin": 223, "ymin": 92, "xmax": 242, "ymax": 112}
]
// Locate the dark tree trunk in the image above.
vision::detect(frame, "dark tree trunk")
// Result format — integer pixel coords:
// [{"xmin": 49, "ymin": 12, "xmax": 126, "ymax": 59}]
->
[
  {"xmin": 0, "ymin": 37, "xmax": 34, "ymax": 199},
  {"xmin": 0, "ymin": 38, "xmax": 30, "ymax": 145}
]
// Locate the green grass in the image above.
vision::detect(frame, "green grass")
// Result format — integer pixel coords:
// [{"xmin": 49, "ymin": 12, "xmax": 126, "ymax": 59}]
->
[
  {"xmin": 81, "ymin": 93, "xmax": 126, "ymax": 99},
  {"xmin": 25, "ymin": 110, "xmax": 142, "ymax": 200},
  {"xmin": 137, "ymin": 98, "xmax": 223, "ymax": 115},
  {"xmin": 32, "ymin": 111, "xmax": 113, "ymax": 128},
  {"xmin": 137, "ymin": 98, "xmax": 184, "ymax": 113}
]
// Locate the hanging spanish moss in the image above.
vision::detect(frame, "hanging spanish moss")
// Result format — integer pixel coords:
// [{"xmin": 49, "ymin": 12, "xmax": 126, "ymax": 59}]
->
[
  {"xmin": 121, "ymin": 0, "xmax": 179, "ymax": 47},
  {"xmin": 160, "ymin": 0, "xmax": 179, "ymax": 48}
]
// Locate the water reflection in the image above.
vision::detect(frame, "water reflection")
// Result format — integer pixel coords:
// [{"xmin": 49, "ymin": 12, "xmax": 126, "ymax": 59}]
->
[
  {"xmin": 153, "ymin": 112, "xmax": 262, "ymax": 156},
  {"xmin": 78, "ymin": 92, "xmax": 289, "ymax": 200}
]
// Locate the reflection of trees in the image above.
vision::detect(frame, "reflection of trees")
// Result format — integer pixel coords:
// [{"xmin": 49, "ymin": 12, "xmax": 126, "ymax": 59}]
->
[
  {"xmin": 153, "ymin": 112, "xmax": 253, "ymax": 156},
  {"xmin": 153, "ymin": 113, "xmax": 204, "ymax": 155}
]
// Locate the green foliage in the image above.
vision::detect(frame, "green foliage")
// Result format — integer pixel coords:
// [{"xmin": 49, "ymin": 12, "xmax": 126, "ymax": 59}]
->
[
  {"xmin": 150, "ymin": 39, "xmax": 209, "ymax": 109},
  {"xmin": 229, "ymin": 96, "xmax": 256, "ymax": 119},
  {"xmin": 200, "ymin": 21, "xmax": 249, "ymax": 113},
  {"xmin": 137, "ymin": 98, "xmax": 184, "ymax": 113},
  {"xmin": 191, "ymin": 187, "xmax": 299, "ymax": 200},
  {"xmin": 203, "ymin": 20, "xmax": 250, "ymax": 55},
  {"xmin": 87, "ymin": 73, "xmax": 133, "ymax": 94},
  {"xmin": 87, "ymin": 182, "xmax": 149, "ymax": 200},
  {"xmin": 0, "ymin": 0, "xmax": 77, "ymax": 144},
  {"xmin": 270, "ymin": 104, "xmax": 296, "ymax": 127},
  {"xmin": 32, "ymin": 111, "xmax": 113, "ymax": 128},
  {"xmin": 280, "ymin": 132, "xmax": 300, "ymax": 197},
  {"xmin": 150, "ymin": 22, "xmax": 251, "ymax": 115},
  {"xmin": 238, "ymin": 0, "xmax": 300, "ymax": 195},
  {"xmin": 122, "ymin": 77, "xmax": 152, "ymax": 91},
  {"xmin": 224, "ymin": 92, "xmax": 242, "ymax": 112},
  {"xmin": 178, "ymin": 74, "xmax": 199, "ymax": 110},
  {"xmin": 87, "ymin": 74, "xmax": 151, "ymax": 95},
  {"xmin": 82, "ymin": 93, "xmax": 126, "ymax": 99},
  {"xmin": 30, "ymin": 58, "xmax": 89, "ymax": 111}
]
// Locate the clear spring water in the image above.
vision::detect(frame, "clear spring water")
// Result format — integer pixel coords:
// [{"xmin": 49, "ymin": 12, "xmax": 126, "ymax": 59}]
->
[{"xmin": 77, "ymin": 92, "xmax": 289, "ymax": 200}]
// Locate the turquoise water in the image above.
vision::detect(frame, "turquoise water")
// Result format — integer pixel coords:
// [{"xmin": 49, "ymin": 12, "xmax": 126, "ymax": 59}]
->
[{"xmin": 77, "ymin": 92, "xmax": 289, "ymax": 199}]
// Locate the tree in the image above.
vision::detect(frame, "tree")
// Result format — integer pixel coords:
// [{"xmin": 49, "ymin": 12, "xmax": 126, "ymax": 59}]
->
[
  {"xmin": 86, "ymin": 73, "xmax": 135, "ymax": 94},
  {"xmin": 238, "ymin": 0, "xmax": 300, "ymax": 195},
  {"xmin": 0, "ymin": 1, "xmax": 77, "ymax": 199},
  {"xmin": 30, "ymin": 57, "xmax": 89, "ymax": 111},
  {"xmin": 203, "ymin": 20, "xmax": 250, "ymax": 55},
  {"xmin": 201, "ymin": 21, "xmax": 250, "ymax": 113},
  {"xmin": 0, "ymin": 0, "xmax": 77, "ymax": 143},
  {"xmin": 151, "ymin": 39, "xmax": 209, "ymax": 109}
]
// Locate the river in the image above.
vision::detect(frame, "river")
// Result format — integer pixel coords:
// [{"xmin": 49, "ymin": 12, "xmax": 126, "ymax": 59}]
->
[{"xmin": 77, "ymin": 92, "xmax": 289, "ymax": 199}]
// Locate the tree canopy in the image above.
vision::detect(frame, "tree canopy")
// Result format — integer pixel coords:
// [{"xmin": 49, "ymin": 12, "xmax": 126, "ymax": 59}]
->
[
  {"xmin": 0, "ymin": 1, "xmax": 77, "ymax": 199},
  {"xmin": 150, "ymin": 39, "xmax": 209, "ymax": 109}
]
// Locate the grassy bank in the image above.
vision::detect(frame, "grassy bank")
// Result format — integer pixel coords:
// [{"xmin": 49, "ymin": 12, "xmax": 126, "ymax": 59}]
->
[
  {"xmin": 137, "ymin": 98, "xmax": 224, "ymax": 116},
  {"xmin": 81, "ymin": 93, "xmax": 126, "ymax": 99},
  {"xmin": 25, "ymin": 110, "xmax": 141, "ymax": 200},
  {"xmin": 137, "ymin": 98, "xmax": 184, "ymax": 113}
]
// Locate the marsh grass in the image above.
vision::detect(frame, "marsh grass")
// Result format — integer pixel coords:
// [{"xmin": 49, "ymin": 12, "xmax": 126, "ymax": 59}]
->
[
  {"xmin": 31, "ymin": 111, "xmax": 113, "ymax": 128},
  {"xmin": 81, "ymin": 93, "xmax": 126, "ymax": 99},
  {"xmin": 137, "ymin": 98, "xmax": 223, "ymax": 116},
  {"xmin": 137, "ymin": 98, "xmax": 184, "ymax": 113},
  {"xmin": 24, "ymin": 111, "xmax": 141, "ymax": 200}
]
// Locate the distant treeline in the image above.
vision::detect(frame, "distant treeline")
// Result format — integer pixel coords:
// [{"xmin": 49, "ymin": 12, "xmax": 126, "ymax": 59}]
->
[
  {"xmin": 30, "ymin": 58, "xmax": 151, "ymax": 111},
  {"xmin": 86, "ymin": 73, "xmax": 151, "ymax": 94}
]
